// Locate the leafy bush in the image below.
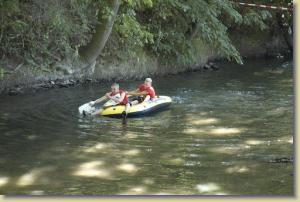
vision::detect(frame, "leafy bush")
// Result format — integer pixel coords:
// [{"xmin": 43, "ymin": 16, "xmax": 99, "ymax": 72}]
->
[{"xmin": 0, "ymin": 0, "xmax": 291, "ymax": 70}]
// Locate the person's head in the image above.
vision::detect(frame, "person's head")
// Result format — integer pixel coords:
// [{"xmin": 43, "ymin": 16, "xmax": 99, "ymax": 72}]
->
[
  {"xmin": 111, "ymin": 83, "xmax": 120, "ymax": 93},
  {"xmin": 144, "ymin": 78, "xmax": 152, "ymax": 87}
]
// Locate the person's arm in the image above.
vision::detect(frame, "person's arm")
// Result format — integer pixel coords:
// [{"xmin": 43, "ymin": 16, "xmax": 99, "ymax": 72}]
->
[
  {"xmin": 142, "ymin": 95, "xmax": 151, "ymax": 102},
  {"xmin": 127, "ymin": 87, "xmax": 148, "ymax": 96},
  {"xmin": 90, "ymin": 94, "xmax": 109, "ymax": 105},
  {"xmin": 98, "ymin": 94, "xmax": 110, "ymax": 103},
  {"xmin": 127, "ymin": 88, "xmax": 139, "ymax": 95},
  {"xmin": 110, "ymin": 91, "xmax": 126, "ymax": 103},
  {"xmin": 148, "ymin": 87, "xmax": 156, "ymax": 99},
  {"xmin": 127, "ymin": 91, "xmax": 148, "ymax": 96}
]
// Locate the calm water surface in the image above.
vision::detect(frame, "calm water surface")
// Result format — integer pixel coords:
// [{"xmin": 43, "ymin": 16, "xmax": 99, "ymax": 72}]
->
[{"xmin": 0, "ymin": 59, "xmax": 293, "ymax": 195}]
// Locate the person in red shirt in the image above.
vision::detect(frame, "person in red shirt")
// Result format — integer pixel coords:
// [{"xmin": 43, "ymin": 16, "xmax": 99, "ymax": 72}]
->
[
  {"xmin": 89, "ymin": 83, "xmax": 129, "ymax": 116},
  {"xmin": 128, "ymin": 78, "xmax": 156, "ymax": 105},
  {"xmin": 104, "ymin": 83, "xmax": 128, "ymax": 105}
]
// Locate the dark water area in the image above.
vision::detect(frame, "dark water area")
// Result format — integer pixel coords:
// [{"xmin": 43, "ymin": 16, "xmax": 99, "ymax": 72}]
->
[{"xmin": 0, "ymin": 58, "xmax": 293, "ymax": 195}]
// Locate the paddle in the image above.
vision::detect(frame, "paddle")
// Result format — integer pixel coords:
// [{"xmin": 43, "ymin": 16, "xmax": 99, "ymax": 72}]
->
[
  {"xmin": 78, "ymin": 94, "xmax": 126, "ymax": 115},
  {"xmin": 78, "ymin": 95, "xmax": 107, "ymax": 115},
  {"xmin": 78, "ymin": 93, "xmax": 132, "ymax": 116}
]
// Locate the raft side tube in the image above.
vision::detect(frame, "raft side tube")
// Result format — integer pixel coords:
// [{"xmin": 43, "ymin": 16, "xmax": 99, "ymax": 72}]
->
[
  {"xmin": 103, "ymin": 102, "xmax": 171, "ymax": 118},
  {"xmin": 100, "ymin": 96, "xmax": 172, "ymax": 118}
]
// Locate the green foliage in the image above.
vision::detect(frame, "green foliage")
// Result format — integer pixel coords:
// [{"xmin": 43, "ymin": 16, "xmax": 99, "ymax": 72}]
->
[
  {"xmin": 115, "ymin": 0, "xmax": 245, "ymax": 64},
  {"xmin": 113, "ymin": 0, "xmax": 154, "ymax": 54},
  {"xmin": 241, "ymin": 10, "xmax": 272, "ymax": 30},
  {"xmin": 0, "ymin": 0, "xmax": 291, "ymax": 70},
  {"xmin": 234, "ymin": 0, "xmax": 292, "ymax": 31},
  {"xmin": 0, "ymin": 0, "xmax": 96, "ymax": 67},
  {"xmin": 115, "ymin": 12, "xmax": 154, "ymax": 47}
]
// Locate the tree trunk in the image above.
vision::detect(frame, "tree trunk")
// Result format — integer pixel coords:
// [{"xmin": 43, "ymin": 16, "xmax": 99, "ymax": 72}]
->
[
  {"xmin": 187, "ymin": 22, "xmax": 199, "ymax": 41},
  {"xmin": 79, "ymin": 0, "xmax": 120, "ymax": 66}
]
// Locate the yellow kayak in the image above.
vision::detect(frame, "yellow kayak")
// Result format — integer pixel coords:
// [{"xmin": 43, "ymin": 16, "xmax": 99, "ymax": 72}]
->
[{"xmin": 100, "ymin": 96, "xmax": 172, "ymax": 118}]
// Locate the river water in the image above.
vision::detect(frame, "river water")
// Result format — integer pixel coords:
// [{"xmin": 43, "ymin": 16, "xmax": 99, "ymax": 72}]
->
[{"xmin": 0, "ymin": 58, "xmax": 293, "ymax": 195}]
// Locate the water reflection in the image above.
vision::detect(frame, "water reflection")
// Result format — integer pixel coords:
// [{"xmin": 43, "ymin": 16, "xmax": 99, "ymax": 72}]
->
[
  {"xmin": 0, "ymin": 176, "xmax": 9, "ymax": 188},
  {"xmin": 120, "ymin": 186, "xmax": 148, "ymax": 194},
  {"xmin": 73, "ymin": 161, "xmax": 112, "ymax": 179},
  {"xmin": 0, "ymin": 59, "xmax": 293, "ymax": 195},
  {"xmin": 16, "ymin": 166, "xmax": 55, "ymax": 186},
  {"xmin": 183, "ymin": 127, "xmax": 245, "ymax": 136},
  {"xmin": 117, "ymin": 163, "xmax": 138, "ymax": 174},
  {"xmin": 123, "ymin": 149, "xmax": 140, "ymax": 156},
  {"xmin": 83, "ymin": 143, "xmax": 109, "ymax": 153},
  {"xmin": 196, "ymin": 183, "xmax": 224, "ymax": 194}
]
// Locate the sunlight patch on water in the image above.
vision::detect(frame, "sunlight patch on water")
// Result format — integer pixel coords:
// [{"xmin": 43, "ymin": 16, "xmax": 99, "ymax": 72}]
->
[
  {"xmin": 17, "ymin": 173, "xmax": 37, "ymax": 186},
  {"xmin": 16, "ymin": 167, "xmax": 54, "ymax": 186},
  {"xmin": 226, "ymin": 165, "xmax": 250, "ymax": 174},
  {"xmin": 161, "ymin": 154, "xmax": 185, "ymax": 166},
  {"xmin": 208, "ymin": 147, "xmax": 238, "ymax": 155},
  {"xmin": 117, "ymin": 163, "xmax": 138, "ymax": 174},
  {"xmin": 123, "ymin": 132, "xmax": 138, "ymax": 139},
  {"xmin": 123, "ymin": 149, "xmax": 140, "ymax": 156},
  {"xmin": 187, "ymin": 118, "xmax": 219, "ymax": 126},
  {"xmin": 208, "ymin": 127, "xmax": 244, "ymax": 136},
  {"xmin": 167, "ymin": 158, "xmax": 185, "ymax": 166},
  {"xmin": 151, "ymin": 189, "xmax": 193, "ymax": 195},
  {"xmin": 84, "ymin": 143, "xmax": 109, "ymax": 153},
  {"xmin": 214, "ymin": 192, "xmax": 228, "ymax": 195},
  {"xmin": 120, "ymin": 186, "xmax": 147, "ymax": 194},
  {"xmin": 245, "ymin": 137, "xmax": 293, "ymax": 146},
  {"xmin": 245, "ymin": 139, "xmax": 265, "ymax": 145},
  {"xmin": 183, "ymin": 127, "xmax": 245, "ymax": 136},
  {"xmin": 208, "ymin": 145, "xmax": 249, "ymax": 155},
  {"xmin": 196, "ymin": 183, "xmax": 221, "ymax": 193},
  {"xmin": 276, "ymin": 136, "xmax": 293, "ymax": 144},
  {"xmin": 245, "ymin": 136, "xmax": 294, "ymax": 146},
  {"xmin": 143, "ymin": 178, "xmax": 154, "ymax": 185},
  {"xmin": 30, "ymin": 190, "xmax": 45, "ymax": 195},
  {"xmin": 266, "ymin": 107, "xmax": 287, "ymax": 116},
  {"xmin": 73, "ymin": 161, "xmax": 111, "ymax": 179},
  {"xmin": 183, "ymin": 128, "xmax": 205, "ymax": 135},
  {"xmin": 0, "ymin": 176, "xmax": 9, "ymax": 187},
  {"xmin": 153, "ymin": 192, "xmax": 173, "ymax": 195}
]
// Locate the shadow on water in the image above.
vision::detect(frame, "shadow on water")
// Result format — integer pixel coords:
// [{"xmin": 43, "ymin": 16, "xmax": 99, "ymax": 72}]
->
[{"xmin": 0, "ymin": 58, "xmax": 293, "ymax": 195}]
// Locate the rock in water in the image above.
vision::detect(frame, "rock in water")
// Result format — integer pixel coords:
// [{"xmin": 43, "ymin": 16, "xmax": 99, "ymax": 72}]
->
[{"xmin": 203, "ymin": 64, "xmax": 210, "ymax": 70}]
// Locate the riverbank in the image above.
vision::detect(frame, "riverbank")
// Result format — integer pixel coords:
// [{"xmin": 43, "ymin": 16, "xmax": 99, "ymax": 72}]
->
[{"xmin": 0, "ymin": 26, "xmax": 291, "ymax": 96}]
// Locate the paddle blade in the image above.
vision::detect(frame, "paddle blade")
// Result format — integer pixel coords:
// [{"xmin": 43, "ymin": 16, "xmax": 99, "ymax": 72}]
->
[{"xmin": 78, "ymin": 103, "xmax": 96, "ymax": 115}]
